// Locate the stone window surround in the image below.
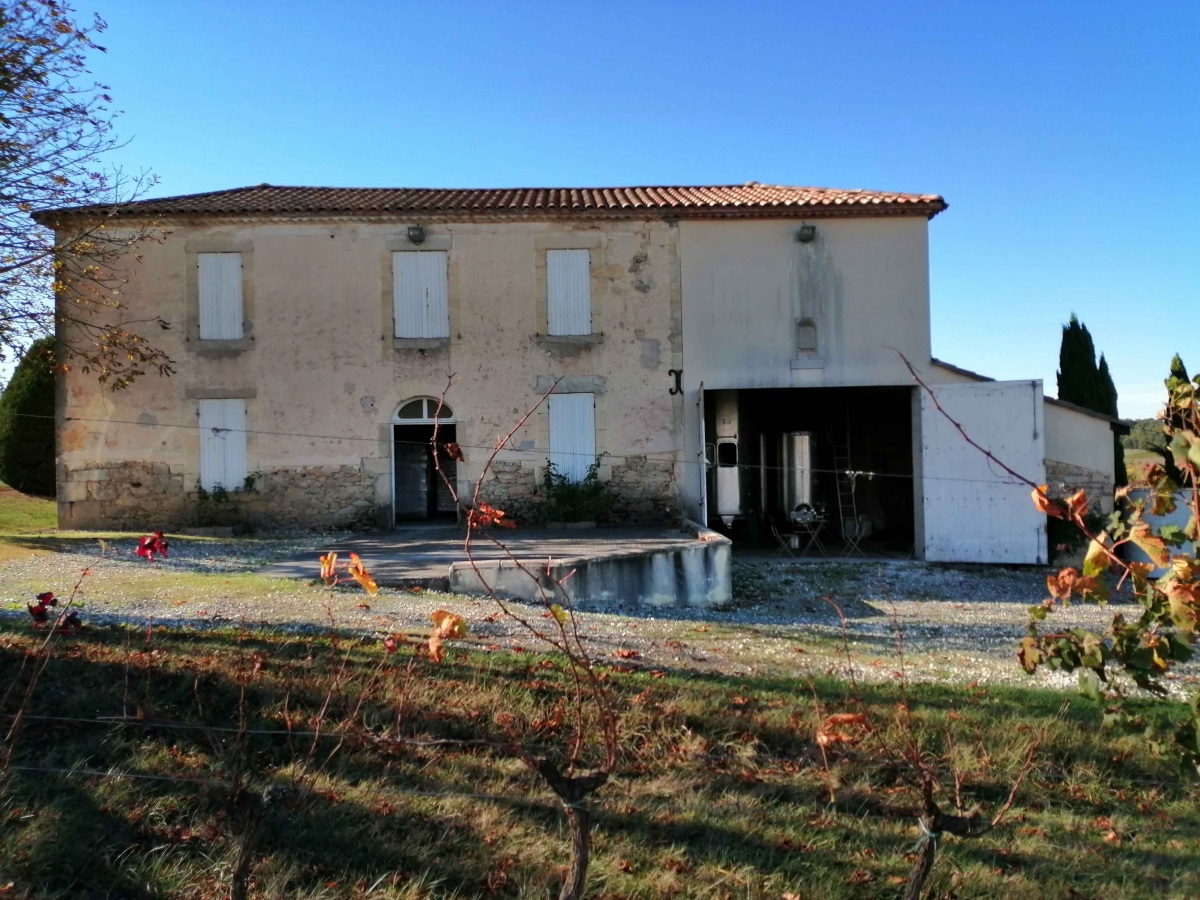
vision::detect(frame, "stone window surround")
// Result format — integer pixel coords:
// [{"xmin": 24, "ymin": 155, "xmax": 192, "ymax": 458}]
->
[
  {"xmin": 534, "ymin": 232, "xmax": 605, "ymax": 352},
  {"xmin": 184, "ymin": 387, "xmax": 256, "ymax": 491},
  {"xmin": 184, "ymin": 238, "xmax": 255, "ymax": 354},
  {"xmin": 383, "ymin": 232, "xmax": 454, "ymax": 353}
]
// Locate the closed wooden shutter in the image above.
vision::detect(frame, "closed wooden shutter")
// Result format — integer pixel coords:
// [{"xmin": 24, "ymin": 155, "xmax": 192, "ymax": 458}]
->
[
  {"xmin": 548, "ymin": 393, "xmax": 595, "ymax": 482},
  {"xmin": 546, "ymin": 249, "xmax": 591, "ymax": 335},
  {"xmin": 199, "ymin": 399, "xmax": 247, "ymax": 491},
  {"xmin": 197, "ymin": 253, "xmax": 243, "ymax": 339},
  {"xmin": 393, "ymin": 251, "xmax": 449, "ymax": 338}
]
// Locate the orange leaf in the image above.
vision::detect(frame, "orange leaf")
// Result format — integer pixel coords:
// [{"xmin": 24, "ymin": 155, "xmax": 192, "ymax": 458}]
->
[
  {"xmin": 427, "ymin": 634, "xmax": 445, "ymax": 663},
  {"xmin": 614, "ymin": 648, "xmax": 641, "ymax": 659},
  {"xmin": 1130, "ymin": 521, "xmax": 1170, "ymax": 568},
  {"xmin": 431, "ymin": 610, "xmax": 468, "ymax": 639},
  {"xmin": 441, "ymin": 441, "xmax": 465, "ymax": 462},
  {"xmin": 1065, "ymin": 489, "xmax": 1089, "ymax": 520},
  {"xmin": 346, "ymin": 552, "xmax": 378, "ymax": 596},
  {"xmin": 816, "ymin": 712, "xmax": 871, "ymax": 746},
  {"xmin": 1047, "ymin": 567, "xmax": 1078, "ymax": 600},
  {"xmin": 319, "ymin": 552, "xmax": 339, "ymax": 585},
  {"xmin": 1031, "ymin": 486, "xmax": 1067, "ymax": 519}
]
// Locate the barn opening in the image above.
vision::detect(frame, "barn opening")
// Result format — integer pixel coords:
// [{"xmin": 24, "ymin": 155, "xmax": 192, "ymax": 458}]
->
[{"xmin": 704, "ymin": 386, "xmax": 916, "ymax": 554}]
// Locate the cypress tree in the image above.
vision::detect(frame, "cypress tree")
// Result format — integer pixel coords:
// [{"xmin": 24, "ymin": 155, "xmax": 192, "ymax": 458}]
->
[
  {"xmin": 0, "ymin": 337, "xmax": 57, "ymax": 496},
  {"xmin": 1056, "ymin": 315, "xmax": 1126, "ymax": 487},
  {"xmin": 1057, "ymin": 314, "xmax": 1103, "ymax": 411}
]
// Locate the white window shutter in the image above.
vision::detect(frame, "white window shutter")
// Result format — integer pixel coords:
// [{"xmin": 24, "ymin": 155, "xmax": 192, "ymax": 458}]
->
[
  {"xmin": 548, "ymin": 393, "xmax": 596, "ymax": 482},
  {"xmin": 393, "ymin": 251, "xmax": 448, "ymax": 338},
  {"xmin": 547, "ymin": 249, "xmax": 590, "ymax": 336},
  {"xmin": 198, "ymin": 253, "xmax": 243, "ymax": 339},
  {"xmin": 199, "ymin": 399, "xmax": 247, "ymax": 491}
]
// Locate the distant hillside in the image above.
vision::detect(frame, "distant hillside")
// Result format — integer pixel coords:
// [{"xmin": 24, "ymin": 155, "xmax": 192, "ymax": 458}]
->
[{"xmin": 1121, "ymin": 417, "xmax": 1164, "ymax": 451}]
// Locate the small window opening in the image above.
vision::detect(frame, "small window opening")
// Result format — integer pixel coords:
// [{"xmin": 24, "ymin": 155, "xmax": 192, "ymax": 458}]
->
[
  {"xmin": 796, "ymin": 318, "xmax": 818, "ymax": 354},
  {"xmin": 717, "ymin": 440, "xmax": 738, "ymax": 467}
]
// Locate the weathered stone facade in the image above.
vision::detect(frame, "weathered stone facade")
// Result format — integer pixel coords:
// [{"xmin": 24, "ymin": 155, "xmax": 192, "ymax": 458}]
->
[
  {"xmin": 608, "ymin": 455, "xmax": 678, "ymax": 524},
  {"xmin": 477, "ymin": 460, "xmax": 540, "ymax": 523},
  {"xmin": 58, "ymin": 462, "xmax": 378, "ymax": 532},
  {"xmin": 474, "ymin": 455, "xmax": 679, "ymax": 527}
]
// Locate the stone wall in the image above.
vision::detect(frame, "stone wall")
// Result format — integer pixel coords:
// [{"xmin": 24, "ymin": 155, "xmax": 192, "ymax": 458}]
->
[
  {"xmin": 477, "ymin": 460, "xmax": 540, "ymax": 523},
  {"xmin": 474, "ymin": 455, "xmax": 679, "ymax": 526},
  {"xmin": 1045, "ymin": 458, "xmax": 1113, "ymax": 510},
  {"xmin": 608, "ymin": 455, "xmax": 678, "ymax": 524},
  {"xmin": 58, "ymin": 462, "xmax": 379, "ymax": 531}
]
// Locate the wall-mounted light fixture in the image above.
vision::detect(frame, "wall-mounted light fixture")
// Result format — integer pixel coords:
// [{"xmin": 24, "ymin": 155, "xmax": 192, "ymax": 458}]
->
[
  {"xmin": 795, "ymin": 224, "xmax": 817, "ymax": 243},
  {"xmin": 407, "ymin": 224, "xmax": 426, "ymax": 245}
]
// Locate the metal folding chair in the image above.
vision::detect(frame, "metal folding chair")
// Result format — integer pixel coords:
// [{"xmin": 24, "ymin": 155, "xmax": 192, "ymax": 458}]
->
[
  {"xmin": 841, "ymin": 513, "xmax": 872, "ymax": 557},
  {"xmin": 769, "ymin": 519, "xmax": 796, "ymax": 557},
  {"xmin": 794, "ymin": 518, "xmax": 828, "ymax": 557}
]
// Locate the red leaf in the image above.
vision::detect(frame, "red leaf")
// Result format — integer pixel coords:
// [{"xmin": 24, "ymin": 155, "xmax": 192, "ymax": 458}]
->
[{"xmin": 136, "ymin": 531, "xmax": 168, "ymax": 561}]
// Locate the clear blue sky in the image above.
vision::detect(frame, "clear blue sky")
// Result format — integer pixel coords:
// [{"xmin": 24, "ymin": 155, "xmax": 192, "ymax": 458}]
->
[{"xmin": 68, "ymin": 0, "xmax": 1198, "ymax": 418}]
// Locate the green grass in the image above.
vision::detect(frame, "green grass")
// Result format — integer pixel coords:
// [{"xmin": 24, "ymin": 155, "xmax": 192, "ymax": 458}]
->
[
  {"xmin": 0, "ymin": 623, "xmax": 1197, "ymax": 898},
  {"xmin": 0, "ymin": 482, "xmax": 56, "ymax": 533}
]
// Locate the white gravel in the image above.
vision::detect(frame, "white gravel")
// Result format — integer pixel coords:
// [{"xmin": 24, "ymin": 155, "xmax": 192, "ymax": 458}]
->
[{"xmin": 3, "ymin": 537, "xmax": 1193, "ymax": 695}]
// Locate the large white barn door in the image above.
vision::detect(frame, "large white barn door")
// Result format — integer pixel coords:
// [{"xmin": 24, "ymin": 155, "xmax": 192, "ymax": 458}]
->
[{"xmin": 921, "ymin": 380, "xmax": 1046, "ymax": 564}]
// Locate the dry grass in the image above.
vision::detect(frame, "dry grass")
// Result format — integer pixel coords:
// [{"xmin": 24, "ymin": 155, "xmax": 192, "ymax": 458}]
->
[
  {"xmin": 0, "ymin": 620, "xmax": 1197, "ymax": 899},
  {"xmin": 0, "ymin": 483, "xmax": 56, "ymax": 561}
]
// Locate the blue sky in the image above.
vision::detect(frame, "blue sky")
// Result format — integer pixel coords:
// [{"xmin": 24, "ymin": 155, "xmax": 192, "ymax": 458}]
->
[{"xmin": 62, "ymin": 0, "xmax": 1198, "ymax": 417}]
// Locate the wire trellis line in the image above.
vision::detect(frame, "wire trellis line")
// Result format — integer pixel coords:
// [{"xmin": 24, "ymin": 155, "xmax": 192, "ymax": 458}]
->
[{"xmin": 11, "ymin": 410, "xmax": 1045, "ymax": 488}]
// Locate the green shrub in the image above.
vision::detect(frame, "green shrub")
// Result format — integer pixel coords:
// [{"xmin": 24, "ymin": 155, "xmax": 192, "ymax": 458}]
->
[
  {"xmin": 0, "ymin": 337, "xmax": 56, "ymax": 496},
  {"xmin": 536, "ymin": 457, "xmax": 616, "ymax": 524}
]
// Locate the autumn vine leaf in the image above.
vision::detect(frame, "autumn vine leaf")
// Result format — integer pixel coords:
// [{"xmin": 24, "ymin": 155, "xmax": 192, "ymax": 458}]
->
[
  {"xmin": 1031, "ymin": 485, "xmax": 1067, "ymax": 519},
  {"xmin": 136, "ymin": 531, "xmax": 168, "ymax": 561},
  {"xmin": 428, "ymin": 610, "xmax": 468, "ymax": 663},
  {"xmin": 815, "ymin": 712, "xmax": 871, "ymax": 747},
  {"xmin": 549, "ymin": 604, "xmax": 567, "ymax": 624},
  {"xmin": 468, "ymin": 502, "xmax": 517, "ymax": 529},
  {"xmin": 27, "ymin": 592, "xmax": 57, "ymax": 624},
  {"xmin": 319, "ymin": 552, "xmax": 339, "ymax": 585},
  {"xmin": 346, "ymin": 552, "xmax": 378, "ymax": 596}
]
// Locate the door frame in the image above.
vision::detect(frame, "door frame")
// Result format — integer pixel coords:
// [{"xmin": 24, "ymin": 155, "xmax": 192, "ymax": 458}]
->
[{"xmin": 390, "ymin": 397, "xmax": 456, "ymax": 527}]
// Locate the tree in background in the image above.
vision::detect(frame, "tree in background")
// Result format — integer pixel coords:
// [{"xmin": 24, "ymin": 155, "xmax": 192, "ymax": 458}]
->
[
  {"xmin": 0, "ymin": 335, "xmax": 55, "ymax": 495},
  {"xmin": 1057, "ymin": 314, "xmax": 1104, "ymax": 412},
  {"xmin": 1056, "ymin": 314, "xmax": 1124, "ymax": 485},
  {"xmin": 1097, "ymin": 353, "xmax": 1126, "ymax": 486},
  {"xmin": 1, "ymin": 0, "xmax": 171, "ymax": 387}
]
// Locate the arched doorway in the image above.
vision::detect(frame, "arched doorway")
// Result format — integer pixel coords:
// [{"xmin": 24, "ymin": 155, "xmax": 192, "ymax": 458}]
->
[{"xmin": 392, "ymin": 398, "xmax": 458, "ymax": 523}]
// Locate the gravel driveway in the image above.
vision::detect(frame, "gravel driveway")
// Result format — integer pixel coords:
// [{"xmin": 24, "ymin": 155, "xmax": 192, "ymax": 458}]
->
[{"xmin": 2, "ymin": 535, "xmax": 1186, "ymax": 693}]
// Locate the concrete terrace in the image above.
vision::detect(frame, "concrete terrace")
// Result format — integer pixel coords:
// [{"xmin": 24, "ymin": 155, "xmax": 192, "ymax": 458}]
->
[{"xmin": 262, "ymin": 523, "xmax": 732, "ymax": 608}]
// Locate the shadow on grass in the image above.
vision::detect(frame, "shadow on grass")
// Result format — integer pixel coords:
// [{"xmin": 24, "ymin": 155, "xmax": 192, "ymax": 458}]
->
[{"xmin": 0, "ymin": 624, "xmax": 1195, "ymax": 898}]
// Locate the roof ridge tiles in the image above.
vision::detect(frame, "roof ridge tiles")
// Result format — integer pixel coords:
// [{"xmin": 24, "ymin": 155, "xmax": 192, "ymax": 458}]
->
[{"xmin": 33, "ymin": 181, "xmax": 948, "ymax": 222}]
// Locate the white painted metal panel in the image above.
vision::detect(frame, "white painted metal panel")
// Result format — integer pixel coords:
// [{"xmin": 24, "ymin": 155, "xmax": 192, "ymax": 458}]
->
[
  {"xmin": 198, "ymin": 399, "xmax": 247, "ymax": 491},
  {"xmin": 393, "ymin": 251, "xmax": 448, "ymax": 338},
  {"xmin": 921, "ymin": 380, "xmax": 1046, "ymax": 563},
  {"xmin": 548, "ymin": 393, "xmax": 595, "ymax": 482},
  {"xmin": 197, "ymin": 253, "xmax": 243, "ymax": 339},
  {"xmin": 547, "ymin": 249, "xmax": 591, "ymax": 335}
]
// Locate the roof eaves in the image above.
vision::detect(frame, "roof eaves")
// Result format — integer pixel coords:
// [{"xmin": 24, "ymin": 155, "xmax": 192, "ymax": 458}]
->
[{"xmin": 1045, "ymin": 397, "xmax": 1131, "ymax": 432}]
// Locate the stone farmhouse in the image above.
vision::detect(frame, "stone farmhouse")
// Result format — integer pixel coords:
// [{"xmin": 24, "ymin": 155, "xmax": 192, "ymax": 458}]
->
[{"xmin": 39, "ymin": 182, "xmax": 1123, "ymax": 563}]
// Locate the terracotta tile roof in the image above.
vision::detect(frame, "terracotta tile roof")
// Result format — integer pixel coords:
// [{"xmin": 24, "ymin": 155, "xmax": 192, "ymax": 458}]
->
[{"xmin": 36, "ymin": 181, "xmax": 947, "ymax": 222}]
